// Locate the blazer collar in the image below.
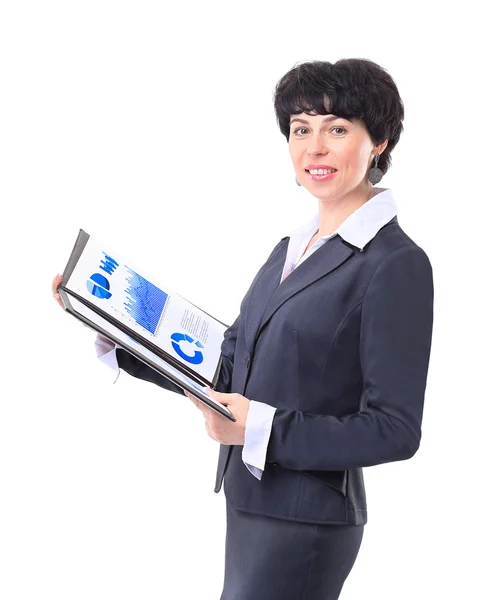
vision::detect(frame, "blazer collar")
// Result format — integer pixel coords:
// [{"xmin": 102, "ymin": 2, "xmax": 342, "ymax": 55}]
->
[{"xmin": 291, "ymin": 187, "xmax": 397, "ymax": 251}]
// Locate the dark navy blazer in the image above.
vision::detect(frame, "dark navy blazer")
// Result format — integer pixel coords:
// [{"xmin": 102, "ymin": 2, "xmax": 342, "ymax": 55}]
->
[{"xmin": 116, "ymin": 216, "xmax": 434, "ymax": 525}]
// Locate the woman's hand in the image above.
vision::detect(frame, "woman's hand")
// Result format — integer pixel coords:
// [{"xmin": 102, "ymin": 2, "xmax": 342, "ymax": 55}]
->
[
  {"xmin": 185, "ymin": 389, "xmax": 250, "ymax": 445},
  {"xmin": 52, "ymin": 273, "xmax": 65, "ymax": 309}
]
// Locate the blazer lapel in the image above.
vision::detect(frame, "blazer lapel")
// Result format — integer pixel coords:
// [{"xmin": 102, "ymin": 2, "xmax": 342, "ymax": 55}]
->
[
  {"xmin": 243, "ymin": 240, "xmax": 288, "ymax": 353},
  {"xmin": 245, "ymin": 235, "xmax": 355, "ymax": 353}
]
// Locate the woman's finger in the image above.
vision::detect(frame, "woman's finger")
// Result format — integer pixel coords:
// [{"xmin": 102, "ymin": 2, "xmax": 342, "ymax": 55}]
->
[
  {"xmin": 52, "ymin": 273, "xmax": 63, "ymax": 295},
  {"xmin": 52, "ymin": 274, "xmax": 65, "ymax": 309}
]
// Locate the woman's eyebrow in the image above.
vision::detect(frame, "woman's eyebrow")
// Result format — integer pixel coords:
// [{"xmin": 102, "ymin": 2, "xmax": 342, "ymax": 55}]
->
[{"xmin": 289, "ymin": 115, "xmax": 340, "ymax": 125}]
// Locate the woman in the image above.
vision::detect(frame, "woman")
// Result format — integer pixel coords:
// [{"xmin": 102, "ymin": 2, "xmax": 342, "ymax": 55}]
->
[{"xmin": 53, "ymin": 58, "xmax": 434, "ymax": 599}]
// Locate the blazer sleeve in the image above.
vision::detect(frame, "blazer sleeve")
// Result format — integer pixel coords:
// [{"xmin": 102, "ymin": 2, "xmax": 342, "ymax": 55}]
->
[
  {"xmin": 265, "ymin": 245, "xmax": 434, "ymax": 471},
  {"xmin": 114, "ymin": 347, "xmax": 185, "ymax": 395}
]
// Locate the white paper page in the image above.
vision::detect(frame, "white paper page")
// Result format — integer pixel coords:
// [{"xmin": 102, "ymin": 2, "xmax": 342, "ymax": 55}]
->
[
  {"xmin": 70, "ymin": 295, "xmax": 232, "ymax": 416},
  {"xmin": 66, "ymin": 235, "xmax": 226, "ymax": 382}
]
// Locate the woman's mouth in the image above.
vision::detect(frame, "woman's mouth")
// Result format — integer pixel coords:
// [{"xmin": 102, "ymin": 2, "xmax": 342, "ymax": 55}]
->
[{"xmin": 305, "ymin": 168, "xmax": 338, "ymax": 182}]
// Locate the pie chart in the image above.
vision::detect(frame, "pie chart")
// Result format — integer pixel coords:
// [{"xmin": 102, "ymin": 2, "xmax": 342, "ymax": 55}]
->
[
  {"xmin": 86, "ymin": 273, "xmax": 112, "ymax": 300},
  {"xmin": 171, "ymin": 332, "xmax": 204, "ymax": 364}
]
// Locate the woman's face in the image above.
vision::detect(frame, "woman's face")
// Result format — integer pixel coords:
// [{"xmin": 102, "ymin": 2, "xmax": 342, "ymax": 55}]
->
[{"xmin": 288, "ymin": 112, "xmax": 385, "ymax": 202}]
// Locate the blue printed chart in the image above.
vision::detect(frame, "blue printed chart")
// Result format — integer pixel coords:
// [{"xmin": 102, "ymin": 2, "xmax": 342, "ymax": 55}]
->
[{"xmin": 123, "ymin": 267, "xmax": 168, "ymax": 335}]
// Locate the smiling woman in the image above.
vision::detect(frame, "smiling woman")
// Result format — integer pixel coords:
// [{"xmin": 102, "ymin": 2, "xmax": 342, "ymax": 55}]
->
[
  {"xmin": 212, "ymin": 58, "xmax": 432, "ymax": 600},
  {"xmin": 66, "ymin": 57, "xmax": 433, "ymax": 600}
]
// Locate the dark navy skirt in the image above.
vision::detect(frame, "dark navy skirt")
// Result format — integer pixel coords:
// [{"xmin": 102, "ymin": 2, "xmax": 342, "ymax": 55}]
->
[{"xmin": 220, "ymin": 501, "xmax": 364, "ymax": 600}]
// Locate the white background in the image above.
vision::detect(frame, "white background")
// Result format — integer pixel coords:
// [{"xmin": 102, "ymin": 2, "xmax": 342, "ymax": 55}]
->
[{"xmin": 1, "ymin": 1, "xmax": 501, "ymax": 598}]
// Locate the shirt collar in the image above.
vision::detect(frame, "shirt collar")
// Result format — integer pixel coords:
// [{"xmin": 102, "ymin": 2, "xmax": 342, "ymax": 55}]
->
[{"xmin": 290, "ymin": 187, "xmax": 397, "ymax": 250}]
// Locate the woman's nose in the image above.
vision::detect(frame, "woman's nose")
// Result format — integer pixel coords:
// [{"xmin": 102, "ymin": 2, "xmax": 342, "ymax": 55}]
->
[{"xmin": 307, "ymin": 132, "xmax": 327, "ymax": 155}]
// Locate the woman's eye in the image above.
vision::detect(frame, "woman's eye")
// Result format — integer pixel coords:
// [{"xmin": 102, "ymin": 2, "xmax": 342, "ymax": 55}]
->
[
  {"xmin": 292, "ymin": 127, "xmax": 308, "ymax": 135},
  {"xmin": 331, "ymin": 127, "xmax": 346, "ymax": 135}
]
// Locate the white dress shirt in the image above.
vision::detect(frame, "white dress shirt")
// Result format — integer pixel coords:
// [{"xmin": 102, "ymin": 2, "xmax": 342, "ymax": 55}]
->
[{"xmin": 96, "ymin": 186, "xmax": 397, "ymax": 481}]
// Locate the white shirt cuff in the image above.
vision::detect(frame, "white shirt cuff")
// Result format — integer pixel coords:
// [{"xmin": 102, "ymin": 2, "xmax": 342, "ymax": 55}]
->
[
  {"xmin": 242, "ymin": 400, "xmax": 277, "ymax": 480},
  {"xmin": 95, "ymin": 333, "xmax": 120, "ymax": 382}
]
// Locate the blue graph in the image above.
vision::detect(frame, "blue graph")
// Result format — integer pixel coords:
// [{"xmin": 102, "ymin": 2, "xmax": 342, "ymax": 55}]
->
[
  {"xmin": 123, "ymin": 267, "xmax": 168, "ymax": 335},
  {"xmin": 100, "ymin": 253, "xmax": 119, "ymax": 276}
]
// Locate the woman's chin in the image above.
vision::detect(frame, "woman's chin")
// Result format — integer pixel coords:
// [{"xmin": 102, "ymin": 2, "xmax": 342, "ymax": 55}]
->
[{"xmin": 305, "ymin": 184, "xmax": 342, "ymax": 201}]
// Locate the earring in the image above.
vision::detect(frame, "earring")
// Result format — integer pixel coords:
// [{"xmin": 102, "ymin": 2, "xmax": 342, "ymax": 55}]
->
[
  {"xmin": 295, "ymin": 177, "xmax": 302, "ymax": 186},
  {"xmin": 368, "ymin": 153, "xmax": 383, "ymax": 185}
]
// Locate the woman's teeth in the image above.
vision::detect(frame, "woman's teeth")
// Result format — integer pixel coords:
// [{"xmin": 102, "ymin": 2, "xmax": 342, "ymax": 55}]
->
[{"xmin": 308, "ymin": 169, "xmax": 336, "ymax": 175}]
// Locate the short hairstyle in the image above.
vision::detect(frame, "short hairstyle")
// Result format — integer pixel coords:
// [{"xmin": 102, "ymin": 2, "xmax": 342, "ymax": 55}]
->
[{"xmin": 273, "ymin": 58, "xmax": 405, "ymax": 176}]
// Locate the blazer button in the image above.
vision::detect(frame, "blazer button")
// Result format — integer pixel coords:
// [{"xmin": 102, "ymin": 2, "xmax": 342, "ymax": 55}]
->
[{"xmin": 245, "ymin": 355, "xmax": 250, "ymax": 369}]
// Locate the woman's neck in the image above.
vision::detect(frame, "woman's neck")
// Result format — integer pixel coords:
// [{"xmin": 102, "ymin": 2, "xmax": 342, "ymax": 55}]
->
[{"xmin": 316, "ymin": 184, "xmax": 381, "ymax": 237}]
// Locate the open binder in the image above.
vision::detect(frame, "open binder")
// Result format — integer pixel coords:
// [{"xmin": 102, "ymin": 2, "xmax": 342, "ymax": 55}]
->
[{"xmin": 57, "ymin": 229, "xmax": 235, "ymax": 422}]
